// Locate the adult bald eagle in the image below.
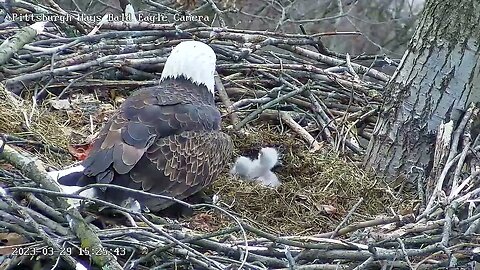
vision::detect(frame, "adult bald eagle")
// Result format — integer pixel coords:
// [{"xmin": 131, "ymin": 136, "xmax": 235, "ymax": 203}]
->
[{"xmin": 54, "ymin": 41, "xmax": 233, "ymax": 212}]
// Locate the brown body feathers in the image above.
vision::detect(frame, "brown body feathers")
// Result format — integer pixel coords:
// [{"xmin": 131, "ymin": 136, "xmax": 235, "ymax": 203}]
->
[{"xmin": 78, "ymin": 78, "xmax": 233, "ymax": 211}]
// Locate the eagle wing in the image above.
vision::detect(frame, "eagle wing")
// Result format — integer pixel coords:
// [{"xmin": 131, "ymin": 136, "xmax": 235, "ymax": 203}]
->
[
  {"xmin": 126, "ymin": 130, "xmax": 232, "ymax": 211},
  {"xmin": 80, "ymin": 83, "xmax": 232, "ymax": 210}
]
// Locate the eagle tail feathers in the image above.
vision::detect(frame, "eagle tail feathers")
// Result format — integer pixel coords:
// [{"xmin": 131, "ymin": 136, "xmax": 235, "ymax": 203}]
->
[{"xmin": 48, "ymin": 165, "xmax": 85, "ymax": 186}]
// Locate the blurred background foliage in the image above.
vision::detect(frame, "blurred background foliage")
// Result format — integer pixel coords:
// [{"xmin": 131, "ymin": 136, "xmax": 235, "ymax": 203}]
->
[{"xmin": 54, "ymin": 0, "xmax": 425, "ymax": 66}]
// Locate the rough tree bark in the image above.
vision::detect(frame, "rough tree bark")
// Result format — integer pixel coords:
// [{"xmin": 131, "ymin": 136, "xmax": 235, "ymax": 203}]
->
[{"xmin": 364, "ymin": 0, "xmax": 480, "ymax": 183}]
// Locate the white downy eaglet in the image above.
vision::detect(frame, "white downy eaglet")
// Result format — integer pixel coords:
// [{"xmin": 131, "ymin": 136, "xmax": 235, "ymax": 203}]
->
[{"xmin": 230, "ymin": 147, "xmax": 281, "ymax": 187}]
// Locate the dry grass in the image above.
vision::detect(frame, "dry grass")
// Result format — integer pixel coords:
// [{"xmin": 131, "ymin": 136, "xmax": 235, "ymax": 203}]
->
[
  {"xmin": 208, "ymin": 124, "xmax": 412, "ymax": 235},
  {"xmin": 0, "ymin": 85, "xmax": 413, "ymax": 236},
  {"xmin": 0, "ymin": 86, "xmax": 71, "ymax": 167},
  {"xmin": 0, "ymin": 86, "xmax": 116, "ymax": 167}
]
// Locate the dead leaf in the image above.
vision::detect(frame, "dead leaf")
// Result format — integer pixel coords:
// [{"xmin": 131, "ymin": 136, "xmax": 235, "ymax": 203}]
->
[
  {"xmin": 317, "ymin": 204, "xmax": 337, "ymax": 215},
  {"xmin": 68, "ymin": 143, "xmax": 93, "ymax": 161},
  {"xmin": 188, "ymin": 213, "xmax": 219, "ymax": 232},
  {"xmin": 50, "ymin": 99, "xmax": 71, "ymax": 110}
]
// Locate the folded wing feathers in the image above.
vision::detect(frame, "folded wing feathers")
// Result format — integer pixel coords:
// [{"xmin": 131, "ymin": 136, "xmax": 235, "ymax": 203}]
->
[
  {"xmin": 76, "ymin": 82, "xmax": 231, "ymax": 211},
  {"xmin": 156, "ymin": 131, "xmax": 232, "ymax": 187}
]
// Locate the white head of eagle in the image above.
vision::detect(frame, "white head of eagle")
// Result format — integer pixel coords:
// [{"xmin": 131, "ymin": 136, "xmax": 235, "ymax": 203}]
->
[{"xmin": 160, "ymin": 40, "xmax": 216, "ymax": 94}]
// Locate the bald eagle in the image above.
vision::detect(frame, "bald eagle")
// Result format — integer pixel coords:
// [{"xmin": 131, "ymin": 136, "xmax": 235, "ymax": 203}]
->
[{"xmin": 53, "ymin": 41, "xmax": 233, "ymax": 212}]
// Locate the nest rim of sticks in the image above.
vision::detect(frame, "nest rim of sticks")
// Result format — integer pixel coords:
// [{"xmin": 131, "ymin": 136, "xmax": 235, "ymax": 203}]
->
[{"xmin": 0, "ymin": 3, "xmax": 479, "ymax": 269}]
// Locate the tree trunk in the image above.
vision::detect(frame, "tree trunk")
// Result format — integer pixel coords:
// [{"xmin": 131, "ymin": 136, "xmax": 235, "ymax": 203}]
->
[{"xmin": 364, "ymin": 0, "xmax": 480, "ymax": 183}]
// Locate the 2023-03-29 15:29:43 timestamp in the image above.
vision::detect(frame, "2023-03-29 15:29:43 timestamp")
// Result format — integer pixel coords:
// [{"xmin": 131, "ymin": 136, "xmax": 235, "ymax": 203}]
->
[{"xmin": 11, "ymin": 246, "xmax": 127, "ymax": 256}]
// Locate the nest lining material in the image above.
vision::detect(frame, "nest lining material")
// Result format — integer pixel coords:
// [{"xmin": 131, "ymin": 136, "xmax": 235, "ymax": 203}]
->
[
  {"xmin": 0, "ymin": 85, "xmax": 407, "ymax": 235},
  {"xmin": 207, "ymin": 124, "xmax": 406, "ymax": 234}
]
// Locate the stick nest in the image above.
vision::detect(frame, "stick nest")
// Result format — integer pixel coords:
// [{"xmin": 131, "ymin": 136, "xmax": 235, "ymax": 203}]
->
[{"xmin": 0, "ymin": 1, "xmax": 477, "ymax": 269}]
